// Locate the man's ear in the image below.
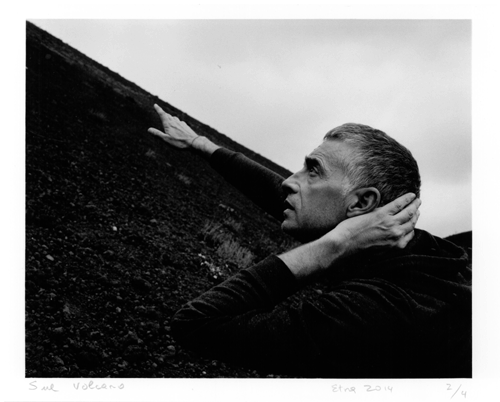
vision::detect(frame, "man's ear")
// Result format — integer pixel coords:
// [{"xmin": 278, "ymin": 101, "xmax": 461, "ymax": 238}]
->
[{"xmin": 345, "ymin": 187, "xmax": 381, "ymax": 218}]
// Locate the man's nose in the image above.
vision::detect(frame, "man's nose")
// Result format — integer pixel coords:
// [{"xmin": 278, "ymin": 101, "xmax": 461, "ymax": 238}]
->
[{"xmin": 282, "ymin": 172, "xmax": 300, "ymax": 194}]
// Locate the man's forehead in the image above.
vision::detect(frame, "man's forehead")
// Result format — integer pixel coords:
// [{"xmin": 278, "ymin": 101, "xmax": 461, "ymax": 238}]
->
[{"xmin": 307, "ymin": 140, "xmax": 351, "ymax": 169}]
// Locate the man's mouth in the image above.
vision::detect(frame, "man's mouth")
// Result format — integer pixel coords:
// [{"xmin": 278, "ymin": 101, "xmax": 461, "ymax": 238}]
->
[{"xmin": 283, "ymin": 200, "xmax": 294, "ymax": 211}]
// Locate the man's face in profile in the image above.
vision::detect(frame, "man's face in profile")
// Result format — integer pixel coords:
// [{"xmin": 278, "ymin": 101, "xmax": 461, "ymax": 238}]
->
[{"xmin": 281, "ymin": 140, "xmax": 355, "ymax": 242}]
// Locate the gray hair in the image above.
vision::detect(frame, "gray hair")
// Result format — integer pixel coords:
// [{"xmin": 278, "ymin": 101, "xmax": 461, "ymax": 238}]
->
[{"xmin": 324, "ymin": 123, "xmax": 421, "ymax": 206}]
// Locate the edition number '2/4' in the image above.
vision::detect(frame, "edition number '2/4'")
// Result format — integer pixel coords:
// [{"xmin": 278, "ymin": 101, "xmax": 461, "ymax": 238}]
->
[{"xmin": 447, "ymin": 384, "xmax": 467, "ymax": 399}]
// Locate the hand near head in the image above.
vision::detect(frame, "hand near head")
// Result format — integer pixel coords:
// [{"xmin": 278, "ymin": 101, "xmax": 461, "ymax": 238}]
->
[
  {"xmin": 332, "ymin": 192, "xmax": 421, "ymax": 259},
  {"xmin": 148, "ymin": 104, "xmax": 199, "ymax": 149},
  {"xmin": 279, "ymin": 192, "xmax": 421, "ymax": 280}
]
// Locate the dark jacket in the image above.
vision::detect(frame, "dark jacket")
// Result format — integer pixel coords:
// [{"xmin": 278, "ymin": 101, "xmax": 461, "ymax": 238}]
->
[{"xmin": 171, "ymin": 148, "xmax": 472, "ymax": 378}]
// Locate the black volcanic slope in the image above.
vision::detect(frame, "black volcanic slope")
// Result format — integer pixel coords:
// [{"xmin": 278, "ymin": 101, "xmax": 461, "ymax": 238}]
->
[{"xmin": 25, "ymin": 21, "xmax": 300, "ymax": 378}]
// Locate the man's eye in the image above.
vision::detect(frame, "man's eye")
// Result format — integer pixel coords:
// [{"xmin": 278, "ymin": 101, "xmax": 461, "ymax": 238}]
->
[{"xmin": 308, "ymin": 167, "xmax": 318, "ymax": 175}]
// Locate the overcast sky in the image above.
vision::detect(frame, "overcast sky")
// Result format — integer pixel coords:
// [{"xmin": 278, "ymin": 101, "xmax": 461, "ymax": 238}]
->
[{"xmin": 31, "ymin": 19, "xmax": 471, "ymax": 237}]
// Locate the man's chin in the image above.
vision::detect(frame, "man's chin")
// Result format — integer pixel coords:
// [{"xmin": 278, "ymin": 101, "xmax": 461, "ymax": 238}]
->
[
  {"xmin": 282, "ymin": 222, "xmax": 312, "ymax": 243},
  {"xmin": 281, "ymin": 220, "xmax": 295, "ymax": 234},
  {"xmin": 282, "ymin": 221, "xmax": 333, "ymax": 243}
]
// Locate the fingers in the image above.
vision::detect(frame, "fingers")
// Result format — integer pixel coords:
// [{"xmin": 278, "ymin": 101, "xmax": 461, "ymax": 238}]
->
[
  {"xmin": 398, "ymin": 198, "xmax": 421, "ymax": 224},
  {"xmin": 410, "ymin": 201, "xmax": 421, "ymax": 222},
  {"xmin": 153, "ymin": 103, "xmax": 166, "ymax": 119},
  {"xmin": 154, "ymin": 104, "xmax": 171, "ymax": 124},
  {"xmin": 153, "ymin": 104, "xmax": 184, "ymax": 130},
  {"xmin": 397, "ymin": 228, "xmax": 415, "ymax": 249},
  {"xmin": 398, "ymin": 208, "xmax": 419, "ymax": 232},
  {"xmin": 391, "ymin": 205, "xmax": 419, "ymax": 250},
  {"xmin": 384, "ymin": 192, "xmax": 417, "ymax": 215},
  {"xmin": 148, "ymin": 127, "xmax": 165, "ymax": 137},
  {"xmin": 154, "ymin": 103, "xmax": 173, "ymax": 122},
  {"xmin": 154, "ymin": 103, "xmax": 170, "ymax": 115},
  {"xmin": 382, "ymin": 195, "xmax": 420, "ymax": 250}
]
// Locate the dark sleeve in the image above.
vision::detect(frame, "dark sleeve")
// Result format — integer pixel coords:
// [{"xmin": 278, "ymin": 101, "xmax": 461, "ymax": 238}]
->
[
  {"xmin": 209, "ymin": 148, "xmax": 287, "ymax": 221},
  {"xmin": 170, "ymin": 256, "xmax": 419, "ymax": 377}
]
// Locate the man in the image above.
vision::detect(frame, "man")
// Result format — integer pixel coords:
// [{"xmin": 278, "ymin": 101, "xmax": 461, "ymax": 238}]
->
[{"xmin": 148, "ymin": 104, "xmax": 471, "ymax": 378}]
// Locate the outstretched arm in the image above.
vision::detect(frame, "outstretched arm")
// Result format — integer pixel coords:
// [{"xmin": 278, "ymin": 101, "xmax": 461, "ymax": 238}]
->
[
  {"xmin": 148, "ymin": 104, "xmax": 286, "ymax": 220},
  {"xmin": 209, "ymin": 149, "xmax": 286, "ymax": 221}
]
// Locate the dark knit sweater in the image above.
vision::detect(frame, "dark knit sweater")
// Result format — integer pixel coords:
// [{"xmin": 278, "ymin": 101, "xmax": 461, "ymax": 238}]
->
[{"xmin": 171, "ymin": 148, "xmax": 472, "ymax": 378}]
